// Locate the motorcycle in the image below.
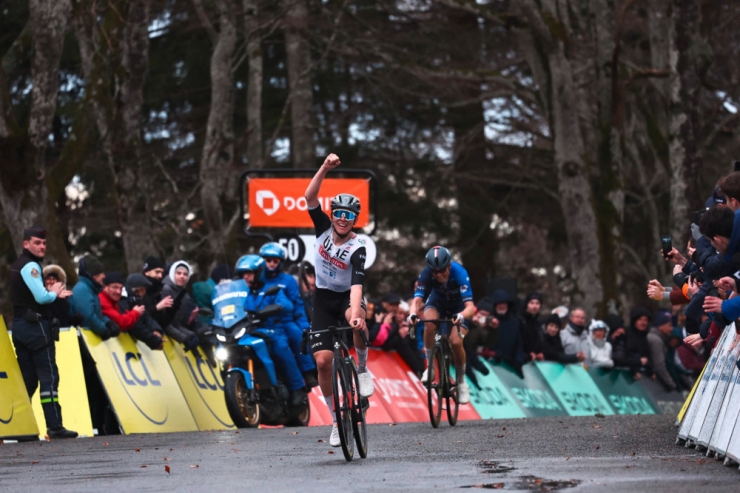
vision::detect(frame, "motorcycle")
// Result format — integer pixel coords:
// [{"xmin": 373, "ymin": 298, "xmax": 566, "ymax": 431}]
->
[{"xmin": 210, "ymin": 280, "xmax": 311, "ymax": 428}]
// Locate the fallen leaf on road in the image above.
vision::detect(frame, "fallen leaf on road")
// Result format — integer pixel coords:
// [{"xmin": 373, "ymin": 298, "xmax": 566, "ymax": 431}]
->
[
  {"xmin": 566, "ymin": 457, "xmax": 570, "ymax": 461},
  {"xmin": 135, "ymin": 448, "xmax": 141, "ymax": 452},
  {"xmin": 44, "ymin": 435, "xmax": 50, "ymax": 442},
  {"xmin": 190, "ymin": 465, "xmax": 199, "ymax": 468},
  {"xmin": 596, "ymin": 445, "xmax": 600, "ymax": 450},
  {"xmin": 388, "ymin": 423, "xmax": 396, "ymax": 426},
  {"xmin": 32, "ymin": 461, "xmax": 38, "ymax": 464},
  {"xmin": 595, "ymin": 413, "xmax": 605, "ymax": 418},
  {"xmin": 631, "ymin": 452, "xmax": 636, "ymax": 456},
  {"xmin": 103, "ymin": 442, "xmax": 109, "ymax": 446},
  {"xmin": 317, "ymin": 439, "xmax": 325, "ymax": 443},
  {"xmin": 592, "ymin": 425, "xmax": 601, "ymax": 429},
  {"xmin": 291, "ymin": 432, "xmax": 298, "ymax": 435},
  {"xmin": 140, "ymin": 465, "xmax": 147, "ymax": 468},
  {"xmin": 230, "ymin": 442, "xmax": 235, "ymax": 445},
  {"xmin": 233, "ymin": 449, "xmax": 240, "ymax": 452},
  {"xmin": 165, "ymin": 465, "xmax": 170, "ymax": 474},
  {"xmin": 328, "ymin": 451, "xmax": 334, "ymax": 454},
  {"xmin": 164, "ymin": 457, "xmax": 169, "ymax": 461},
  {"xmin": 497, "ymin": 435, "xmax": 504, "ymax": 438}
]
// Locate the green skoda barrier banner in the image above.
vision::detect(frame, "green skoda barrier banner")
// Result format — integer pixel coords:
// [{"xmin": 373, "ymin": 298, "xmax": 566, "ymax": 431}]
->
[
  {"xmin": 488, "ymin": 362, "xmax": 566, "ymax": 417},
  {"xmin": 466, "ymin": 360, "xmax": 526, "ymax": 419},
  {"xmin": 80, "ymin": 329, "xmax": 198, "ymax": 434},
  {"xmin": 163, "ymin": 340, "xmax": 235, "ymax": 431},
  {"xmin": 586, "ymin": 368, "xmax": 659, "ymax": 415},
  {"xmin": 535, "ymin": 362, "xmax": 613, "ymax": 416},
  {"xmin": 0, "ymin": 317, "xmax": 39, "ymax": 440}
]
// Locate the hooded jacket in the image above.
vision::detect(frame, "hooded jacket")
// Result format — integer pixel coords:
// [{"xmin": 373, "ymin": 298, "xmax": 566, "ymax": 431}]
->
[
  {"xmin": 70, "ymin": 260, "xmax": 110, "ymax": 336},
  {"xmin": 161, "ymin": 261, "xmax": 202, "ymax": 344},
  {"xmin": 623, "ymin": 307, "xmax": 652, "ymax": 374},
  {"xmin": 488, "ymin": 290, "xmax": 524, "ymax": 367},
  {"xmin": 42, "ymin": 264, "xmax": 78, "ymax": 327},
  {"xmin": 581, "ymin": 321, "xmax": 613, "ymax": 368},
  {"xmin": 560, "ymin": 317, "xmax": 587, "ymax": 355}
]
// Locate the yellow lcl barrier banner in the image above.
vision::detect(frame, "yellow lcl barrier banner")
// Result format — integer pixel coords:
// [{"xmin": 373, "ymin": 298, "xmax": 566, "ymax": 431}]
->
[
  {"xmin": 163, "ymin": 340, "xmax": 235, "ymax": 430},
  {"xmin": 28, "ymin": 328, "xmax": 94, "ymax": 437},
  {"xmin": 80, "ymin": 329, "xmax": 198, "ymax": 434},
  {"xmin": 0, "ymin": 316, "xmax": 40, "ymax": 439}
]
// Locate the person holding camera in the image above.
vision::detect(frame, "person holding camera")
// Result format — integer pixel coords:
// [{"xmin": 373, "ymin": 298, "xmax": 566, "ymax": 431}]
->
[{"xmin": 9, "ymin": 227, "xmax": 77, "ymax": 439}]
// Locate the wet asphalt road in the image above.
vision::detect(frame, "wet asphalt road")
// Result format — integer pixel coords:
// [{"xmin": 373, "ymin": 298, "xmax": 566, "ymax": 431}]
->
[{"xmin": 1, "ymin": 414, "xmax": 738, "ymax": 492}]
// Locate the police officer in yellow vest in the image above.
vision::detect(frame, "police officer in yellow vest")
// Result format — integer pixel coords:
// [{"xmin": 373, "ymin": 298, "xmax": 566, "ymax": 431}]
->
[{"xmin": 9, "ymin": 227, "xmax": 77, "ymax": 439}]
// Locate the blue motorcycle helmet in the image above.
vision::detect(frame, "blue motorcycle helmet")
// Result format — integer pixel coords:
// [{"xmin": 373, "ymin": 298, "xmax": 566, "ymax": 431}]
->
[
  {"xmin": 235, "ymin": 254, "xmax": 265, "ymax": 288},
  {"xmin": 259, "ymin": 242, "xmax": 286, "ymax": 272}
]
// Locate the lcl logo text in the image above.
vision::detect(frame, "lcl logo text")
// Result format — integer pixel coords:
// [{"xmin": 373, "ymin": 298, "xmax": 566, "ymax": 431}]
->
[{"xmin": 112, "ymin": 352, "xmax": 162, "ymax": 387}]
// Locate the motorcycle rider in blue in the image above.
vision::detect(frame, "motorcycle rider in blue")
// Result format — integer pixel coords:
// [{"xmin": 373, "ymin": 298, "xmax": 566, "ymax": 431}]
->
[
  {"xmin": 259, "ymin": 242, "xmax": 318, "ymax": 388},
  {"xmin": 235, "ymin": 255, "xmax": 307, "ymax": 408}
]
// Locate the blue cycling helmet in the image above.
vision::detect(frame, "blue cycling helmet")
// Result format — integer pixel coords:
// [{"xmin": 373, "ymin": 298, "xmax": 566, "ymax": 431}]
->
[
  {"xmin": 425, "ymin": 246, "xmax": 451, "ymax": 270},
  {"xmin": 235, "ymin": 254, "xmax": 265, "ymax": 277},
  {"xmin": 259, "ymin": 242, "xmax": 286, "ymax": 271}
]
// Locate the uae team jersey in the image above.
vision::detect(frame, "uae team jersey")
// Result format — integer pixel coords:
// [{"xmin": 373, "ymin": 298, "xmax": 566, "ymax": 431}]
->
[
  {"xmin": 308, "ymin": 204, "xmax": 366, "ymax": 292},
  {"xmin": 414, "ymin": 262, "xmax": 473, "ymax": 305}
]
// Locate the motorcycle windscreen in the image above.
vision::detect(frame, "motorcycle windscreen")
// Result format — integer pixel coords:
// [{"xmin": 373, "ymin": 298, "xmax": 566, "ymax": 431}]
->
[{"xmin": 211, "ymin": 280, "xmax": 250, "ymax": 329}]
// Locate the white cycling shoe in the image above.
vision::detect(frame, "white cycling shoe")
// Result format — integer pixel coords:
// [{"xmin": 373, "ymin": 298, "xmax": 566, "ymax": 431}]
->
[
  {"xmin": 458, "ymin": 381, "xmax": 470, "ymax": 405},
  {"xmin": 357, "ymin": 371, "xmax": 375, "ymax": 397},
  {"xmin": 420, "ymin": 368, "xmax": 429, "ymax": 384},
  {"xmin": 329, "ymin": 424, "xmax": 341, "ymax": 447}
]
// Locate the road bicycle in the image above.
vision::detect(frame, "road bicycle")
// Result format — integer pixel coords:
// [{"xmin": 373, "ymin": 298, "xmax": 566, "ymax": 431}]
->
[
  {"xmin": 416, "ymin": 319, "xmax": 460, "ymax": 428},
  {"xmin": 303, "ymin": 326, "xmax": 369, "ymax": 461}
]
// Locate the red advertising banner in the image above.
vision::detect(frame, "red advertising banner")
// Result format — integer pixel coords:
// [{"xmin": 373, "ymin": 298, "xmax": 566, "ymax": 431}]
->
[{"xmin": 248, "ymin": 178, "xmax": 370, "ymax": 228}]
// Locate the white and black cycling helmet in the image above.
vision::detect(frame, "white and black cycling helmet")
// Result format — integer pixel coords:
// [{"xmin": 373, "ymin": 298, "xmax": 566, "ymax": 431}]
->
[
  {"xmin": 331, "ymin": 193, "xmax": 361, "ymax": 215},
  {"xmin": 426, "ymin": 246, "xmax": 451, "ymax": 271}
]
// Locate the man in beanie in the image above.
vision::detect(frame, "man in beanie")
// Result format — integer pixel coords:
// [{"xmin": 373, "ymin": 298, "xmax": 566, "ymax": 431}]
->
[
  {"xmin": 520, "ymin": 292, "xmax": 544, "ymax": 362},
  {"xmin": 647, "ymin": 310, "xmax": 678, "ymax": 391},
  {"xmin": 9, "ymin": 227, "xmax": 77, "ymax": 439},
  {"xmin": 71, "ymin": 255, "xmax": 119, "ymax": 340},
  {"xmin": 141, "ymin": 255, "xmax": 174, "ymax": 327},
  {"xmin": 99, "ymin": 272, "xmax": 144, "ymax": 337}
]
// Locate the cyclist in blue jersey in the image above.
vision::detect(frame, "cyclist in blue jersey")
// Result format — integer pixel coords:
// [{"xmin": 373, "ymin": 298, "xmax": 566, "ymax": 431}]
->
[
  {"xmin": 259, "ymin": 242, "xmax": 318, "ymax": 388},
  {"xmin": 407, "ymin": 246, "xmax": 475, "ymax": 404}
]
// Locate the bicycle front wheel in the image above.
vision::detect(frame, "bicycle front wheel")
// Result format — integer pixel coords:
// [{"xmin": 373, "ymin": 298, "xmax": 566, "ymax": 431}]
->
[
  {"xmin": 332, "ymin": 358, "xmax": 354, "ymax": 461},
  {"xmin": 445, "ymin": 344, "xmax": 459, "ymax": 426},
  {"xmin": 349, "ymin": 362, "xmax": 368, "ymax": 458},
  {"xmin": 427, "ymin": 345, "xmax": 443, "ymax": 428}
]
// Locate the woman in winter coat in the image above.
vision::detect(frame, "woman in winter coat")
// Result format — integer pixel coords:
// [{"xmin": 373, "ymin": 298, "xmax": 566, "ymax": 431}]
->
[{"xmin": 161, "ymin": 261, "xmax": 210, "ymax": 354}]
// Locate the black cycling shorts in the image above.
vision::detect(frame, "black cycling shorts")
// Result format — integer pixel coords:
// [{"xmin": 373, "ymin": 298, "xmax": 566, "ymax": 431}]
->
[{"xmin": 309, "ymin": 288, "xmax": 366, "ymax": 354}]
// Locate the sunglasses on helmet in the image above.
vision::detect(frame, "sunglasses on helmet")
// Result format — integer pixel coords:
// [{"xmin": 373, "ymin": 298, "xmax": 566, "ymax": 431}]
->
[{"xmin": 332, "ymin": 209, "xmax": 357, "ymax": 221}]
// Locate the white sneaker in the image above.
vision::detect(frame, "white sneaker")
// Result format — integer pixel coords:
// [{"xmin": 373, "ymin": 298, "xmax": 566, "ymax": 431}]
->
[
  {"xmin": 357, "ymin": 371, "xmax": 375, "ymax": 397},
  {"xmin": 420, "ymin": 368, "xmax": 429, "ymax": 384},
  {"xmin": 458, "ymin": 381, "xmax": 470, "ymax": 405},
  {"xmin": 329, "ymin": 424, "xmax": 341, "ymax": 447}
]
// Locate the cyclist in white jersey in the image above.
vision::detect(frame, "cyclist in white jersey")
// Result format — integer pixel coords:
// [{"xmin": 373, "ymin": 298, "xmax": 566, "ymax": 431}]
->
[{"xmin": 305, "ymin": 153, "xmax": 374, "ymax": 447}]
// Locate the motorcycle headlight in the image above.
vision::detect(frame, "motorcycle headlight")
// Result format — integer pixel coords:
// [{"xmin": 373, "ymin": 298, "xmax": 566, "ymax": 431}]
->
[
  {"xmin": 233, "ymin": 327, "xmax": 246, "ymax": 339},
  {"xmin": 215, "ymin": 347, "xmax": 228, "ymax": 361},
  {"xmin": 216, "ymin": 333, "xmax": 227, "ymax": 342}
]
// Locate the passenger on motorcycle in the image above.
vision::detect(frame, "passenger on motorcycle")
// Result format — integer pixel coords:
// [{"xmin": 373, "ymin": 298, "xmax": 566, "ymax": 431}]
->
[
  {"xmin": 259, "ymin": 242, "xmax": 318, "ymax": 388},
  {"xmin": 235, "ymin": 254, "xmax": 307, "ymax": 408},
  {"xmin": 407, "ymin": 246, "xmax": 475, "ymax": 405}
]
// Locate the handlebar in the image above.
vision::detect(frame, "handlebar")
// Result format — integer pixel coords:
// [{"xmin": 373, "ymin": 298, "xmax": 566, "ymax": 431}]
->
[
  {"xmin": 412, "ymin": 318, "xmax": 463, "ymax": 339},
  {"xmin": 303, "ymin": 325, "xmax": 370, "ymax": 350}
]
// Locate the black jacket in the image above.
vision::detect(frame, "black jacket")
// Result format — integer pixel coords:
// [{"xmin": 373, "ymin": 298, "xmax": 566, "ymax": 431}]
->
[
  {"xmin": 489, "ymin": 290, "xmax": 525, "ymax": 366},
  {"xmin": 520, "ymin": 311, "xmax": 543, "ymax": 358},
  {"xmin": 541, "ymin": 329, "xmax": 579, "ymax": 364},
  {"xmin": 621, "ymin": 307, "xmax": 653, "ymax": 374}
]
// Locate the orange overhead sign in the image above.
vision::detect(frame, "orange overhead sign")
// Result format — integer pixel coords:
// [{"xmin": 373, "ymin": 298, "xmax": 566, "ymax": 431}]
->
[{"xmin": 247, "ymin": 178, "xmax": 370, "ymax": 228}]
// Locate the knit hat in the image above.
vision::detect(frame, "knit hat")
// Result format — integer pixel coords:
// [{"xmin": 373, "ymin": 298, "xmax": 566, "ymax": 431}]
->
[
  {"xmin": 210, "ymin": 264, "xmax": 233, "ymax": 283},
  {"xmin": 654, "ymin": 310, "xmax": 672, "ymax": 328},
  {"xmin": 476, "ymin": 297, "xmax": 494, "ymax": 314},
  {"xmin": 543, "ymin": 314, "xmax": 561, "ymax": 328},
  {"xmin": 142, "ymin": 255, "xmax": 165, "ymax": 273},
  {"xmin": 126, "ymin": 273, "xmax": 152, "ymax": 290},
  {"xmin": 603, "ymin": 313, "xmax": 624, "ymax": 333},
  {"xmin": 81, "ymin": 255, "xmax": 105, "ymax": 277},
  {"xmin": 382, "ymin": 293, "xmax": 402, "ymax": 304},
  {"xmin": 526, "ymin": 291, "xmax": 542, "ymax": 303},
  {"xmin": 103, "ymin": 271, "xmax": 126, "ymax": 286}
]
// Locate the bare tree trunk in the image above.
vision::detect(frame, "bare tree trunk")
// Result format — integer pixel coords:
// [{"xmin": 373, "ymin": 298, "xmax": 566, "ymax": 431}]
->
[
  {"xmin": 0, "ymin": 0, "xmax": 71, "ymax": 265},
  {"xmin": 515, "ymin": 0, "xmax": 605, "ymax": 315},
  {"xmin": 283, "ymin": 0, "xmax": 315, "ymax": 168},
  {"xmin": 668, "ymin": 0, "xmax": 707, "ymax": 245},
  {"xmin": 73, "ymin": 0, "xmax": 158, "ymax": 272},
  {"xmin": 197, "ymin": 0, "xmax": 237, "ymax": 259},
  {"xmin": 244, "ymin": 0, "xmax": 264, "ymax": 169}
]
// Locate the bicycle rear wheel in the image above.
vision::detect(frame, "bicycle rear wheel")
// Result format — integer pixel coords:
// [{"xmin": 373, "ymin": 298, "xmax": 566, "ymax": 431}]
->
[
  {"xmin": 427, "ymin": 345, "xmax": 443, "ymax": 428},
  {"xmin": 349, "ymin": 362, "xmax": 368, "ymax": 458},
  {"xmin": 444, "ymin": 344, "xmax": 459, "ymax": 426},
  {"xmin": 332, "ymin": 358, "xmax": 354, "ymax": 461}
]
